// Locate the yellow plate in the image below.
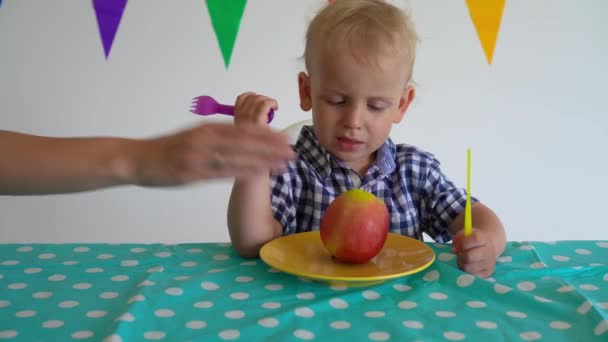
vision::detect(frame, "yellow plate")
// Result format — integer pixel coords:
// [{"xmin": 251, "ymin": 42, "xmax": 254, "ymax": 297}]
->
[{"xmin": 260, "ymin": 231, "xmax": 435, "ymax": 287}]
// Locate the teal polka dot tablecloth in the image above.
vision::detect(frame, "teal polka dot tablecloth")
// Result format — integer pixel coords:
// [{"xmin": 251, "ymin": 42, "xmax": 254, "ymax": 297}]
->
[{"xmin": 1, "ymin": 241, "xmax": 607, "ymax": 341}]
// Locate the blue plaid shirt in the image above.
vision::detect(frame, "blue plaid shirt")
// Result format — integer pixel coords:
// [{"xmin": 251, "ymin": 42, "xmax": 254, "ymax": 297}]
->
[{"xmin": 270, "ymin": 126, "xmax": 477, "ymax": 243}]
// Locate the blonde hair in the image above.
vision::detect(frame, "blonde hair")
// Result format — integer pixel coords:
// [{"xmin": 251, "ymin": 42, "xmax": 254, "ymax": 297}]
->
[{"xmin": 304, "ymin": 0, "xmax": 418, "ymax": 81}]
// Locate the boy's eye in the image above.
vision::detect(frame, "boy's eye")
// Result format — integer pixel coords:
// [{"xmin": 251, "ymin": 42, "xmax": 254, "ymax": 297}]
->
[
  {"xmin": 326, "ymin": 97, "xmax": 344, "ymax": 105},
  {"xmin": 368, "ymin": 102, "xmax": 387, "ymax": 111}
]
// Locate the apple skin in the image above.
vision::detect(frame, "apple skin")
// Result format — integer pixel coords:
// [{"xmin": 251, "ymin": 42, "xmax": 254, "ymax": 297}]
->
[{"xmin": 319, "ymin": 189, "xmax": 390, "ymax": 264}]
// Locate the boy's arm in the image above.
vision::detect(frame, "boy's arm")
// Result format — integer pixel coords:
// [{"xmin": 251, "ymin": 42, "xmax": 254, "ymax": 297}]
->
[{"xmin": 227, "ymin": 176, "xmax": 283, "ymax": 258}]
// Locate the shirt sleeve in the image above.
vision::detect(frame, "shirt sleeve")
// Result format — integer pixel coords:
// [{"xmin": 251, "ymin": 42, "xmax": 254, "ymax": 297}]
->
[
  {"xmin": 420, "ymin": 156, "xmax": 479, "ymax": 243},
  {"xmin": 269, "ymin": 171, "xmax": 297, "ymax": 236}
]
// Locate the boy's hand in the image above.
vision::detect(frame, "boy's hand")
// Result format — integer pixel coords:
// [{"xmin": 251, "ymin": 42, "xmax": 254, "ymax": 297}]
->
[
  {"xmin": 451, "ymin": 229, "xmax": 498, "ymax": 278},
  {"xmin": 234, "ymin": 92, "xmax": 278, "ymax": 127}
]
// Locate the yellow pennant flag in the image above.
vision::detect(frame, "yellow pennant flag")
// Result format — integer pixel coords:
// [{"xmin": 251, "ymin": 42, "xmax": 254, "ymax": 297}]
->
[{"xmin": 466, "ymin": 0, "xmax": 506, "ymax": 65}]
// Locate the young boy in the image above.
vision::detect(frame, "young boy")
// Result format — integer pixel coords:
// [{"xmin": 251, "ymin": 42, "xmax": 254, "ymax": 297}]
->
[{"xmin": 228, "ymin": 0, "xmax": 506, "ymax": 278}]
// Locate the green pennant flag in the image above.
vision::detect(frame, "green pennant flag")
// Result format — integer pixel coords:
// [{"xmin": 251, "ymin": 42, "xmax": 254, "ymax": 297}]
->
[{"xmin": 206, "ymin": 0, "xmax": 247, "ymax": 68}]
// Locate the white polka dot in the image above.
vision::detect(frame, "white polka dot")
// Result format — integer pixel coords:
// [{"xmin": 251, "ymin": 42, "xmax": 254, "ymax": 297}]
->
[
  {"xmin": 297, "ymin": 292, "xmax": 315, "ymax": 300},
  {"xmin": 186, "ymin": 320, "xmax": 207, "ymax": 329},
  {"xmin": 225, "ymin": 310, "xmax": 245, "ymax": 319},
  {"xmin": 38, "ymin": 253, "xmax": 56, "ymax": 259},
  {"xmin": 194, "ymin": 301, "xmax": 214, "ymax": 309},
  {"xmin": 2, "ymin": 260, "xmax": 19, "ymax": 266},
  {"xmin": 208, "ymin": 268, "xmax": 225, "ymax": 273},
  {"xmin": 486, "ymin": 277, "xmax": 497, "ymax": 283},
  {"xmin": 0, "ymin": 300, "xmax": 10, "ymax": 308},
  {"xmin": 436, "ymin": 311, "xmax": 456, "ymax": 318},
  {"xmin": 48, "ymin": 274, "xmax": 67, "ymax": 281},
  {"xmin": 143, "ymin": 331, "xmax": 165, "ymax": 340},
  {"xmin": 423, "ymin": 270, "xmax": 440, "ymax": 282},
  {"xmin": 595, "ymin": 320, "xmax": 608, "ymax": 336},
  {"xmin": 591, "ymin": 263, "xmax": 605, "ymax": 267},
  {"xmin": 262, "ymin": 302, "xmax": 281, "ymax": 309},
  {"xmin": 185, "ymin": 248, "xmax": 202, "ymax": 254},
  {"xmin": 59, "ymin": 300, "xmax": 79, "ymax": 308},
  {"xmin": 330, "ymin": 284, "xmax": 347, "ymax": 291},
  {"xmin": 520, "ymin": 244, "xmax": 534, "ymax": 251},
  {"xmin": 219, "ymin": 329, "xmax": 240, "ymax": 340},
  {"xmin": 73, "ymin": 282, "xmax": 92, "ymax": 290},
  {"xmin": 155, "ymin": 252, "xmax": 171, "ymax": 258},
  {"xmin": 429, "ymin": 292, "xmax": 448, "ymax": 300},
  {"xmin": 265, "ymin": 284, "xmax": 283, "ymax": 291},
  {"xmin": 180, "ymin": 261, "xmax": 197, "ymax": 267},
  {"xmin": 103, "ymin": 334, "xmax": 122, "ymax": 342},
  {"xmin": 8, "ymin": 283, "xmax": 27, "ymax": 290},
  {"xmin": 578, "ymin": 301, "xmax": 593, "ymax": 314},
  {"xmin": 457, "ymin": 274, "xmax": 475, "ymax": 287},
  {"xmin": 520, "ymin": 331, "xmax": 542, "ymax": 340},
  {"xmin": 497, "ymin": 256, "xmax": 512, "ymax": 263},
  {"xmin": 398, "ymin": 300, "xmax": 417, "ymax": 309},
  {"xmin": 268, "ymin": 268, "xmax": 280, "ymax": 273},
  {"xmin": 97, "ymin": 254, "xmax": 114, "ymax": 260},
  {"xmin": 467, "ymin": 301, "xmax": 487, "ymax": 308},
  {"xmin": 147, "ymin": 266, "xmax": 164, "ymax": 273},
  {"xmin": 164, "ymin": 287, "xmax": 183, "ymax": 296},
  {"xmin": 128, "ymin": 295, "xmax": 145, "ymax": 303},
  {"xmin": 517, "ymin": 281, "xmax": 536, "ymax": 291},
  {"xmin": 201, "ymin": 282, "xmax": 219, "ymax": 291},
  {"xmin": 235, "ymin": 276, "xmax": 254, "ymax": 283},
  {"xmin": 580, "ymin": 284, "xmax": 599, "ymax": 291},
  {"xmin": 604, "ymin": 273, "xmax": 608, "ymax": 281},
  {"xmin": 574, "ymin": 248, "xmax": 591, "ymax": 255},
  {"xmin": 17, "ymin": 246, "xmax": 33, "ymax": 252},
  {"xmin": 329, "ymin": 298, "xmax": 349, "ymax": 309},
  {"xmin": 365, "ymin": 311, "xmax": 385, "ymax": 318},
  {"xmin": 230, "ymin": 292, "xmax": 249, "ymax": 300},
  {"xmin": 444, "ymin": 331, "xmax": 465, "ymax": 340},
  {"xmin": 544, "ymin": 241, "xmax": 557, "ymax": 245},
  {"xmin": 240, "ymin": 261, "xmax": 257, "ymax": 266},
  {"xmin": 15, "ymin": 310, "xmax": 36, "ymax": 318},
  {"xmin": 553, "ymin": 255, "xmax": 570, "ymax": 262},
  {"xmin": 330, "ymin": 321, "xmax": 351, "ymax": 329},
  {"xmin": 111, "ymin": 275, "xmax": 129, "ymax": 282},
  {"xmin": 598, "ymin": 302, "xmax": 608, "ymax": 309},
  {"xmin": 32, "ymin": 291, "xmax": 53, "ymax": 299},
  {"xmin": 43, "ymin": 320, "xmax": 64, "ymax": 328},
  {"xmin": 549, "ymin": 321, "xmax": 571, "ymax": 330},
  {"xmin": 362, "ymin": 290, "xmax": 380, "ymax": 300},
  {"xmin": 86, "ymin": 310, "xmax": 107, "ymax": 318},
  {"xmin": 173, "ymin": 276, "xmax": 191, "ymax": 281},
  {"xmin": 116, "ymin": 313, "xmax": 135, "ymax": 322},
  {"xmin": 530, "ymin": 262, "xmax": 546, "ymax": 269},
  {"xmin": 64, "ymin": 260, "xmax": 79, "ymax": 266},
  {"xmin": 368, "ymin": 332, "xmax": 390, "ymax": 341},
  {"xmin": 293, "ymin": 329, "xmax": 315, "ymax": 340},
  {"xmin": 214, "ymin": 254, "xmax": 230, "ymax": 261},
  {"xmin": 73, "ymin": 247, "xmax": 90, "ymax": 253},
  {"xmin": 121, "ymin": 260, "xmax": 139, "ymax": 267},
  {"xmin": 258, "ymin": 317, "xmax": 279, "ymax": 328},
  {"xmin": 0, "ymin": 331, "xmax": 18, "ymax": 338},
  {"xmin": 596, "ymin": 242, "xmax": 608, "ymax": 248},
  {"xmin": 24, "ymin": 267, "xmax": 42, "ymax": 274},
  {"xmin": 86, "ymin": 268, "xmax": 104, "ymax": 273},
  {"xmin": 393, "ymin": 284, "xmax": 412, "ymax": 292},
  {"xmin": 138, "ymin": 280, "xmax": 155, "ymax": 287},
  {"xmin": 494, "ymin": 284, "xmax": 512, "ymax": 294},
  {"xmin": 435, "ymin": 243, "xmax": 449, "ymax": 248},
  {"xmin": 403, "ymin": 320, "xmax": 424, "ymax": 329},
  {"xmin": 72, "ymin": 331, "xmax": 94, "ymax": 339},
  {"xmin": 557, "ymin": 285, "xmax": 575, "ymax": 293},
  {"xmin": 507, "ymin": 311, "xmax": 527, "ymax": 319},
  {"xmin": 99, "ymin": 292, "xmax": 119, "ymax": 299},
  {"xmin": 534, "ymin": 296, "xmax": 552, "ymax": 303},
  {"xmin": 295, "ymin": 307, "xmax": 315, "ymax": 318},
  {"xmin": 438, "ymin": 253, "xmax": 456, "ymax": 261},
  {"xmin": 476, "ymin": 321, "xmax": 497, "ymax": 329},
  {"xmin": 155, "ymin": 309, "xmax": 175, "ymax": 318}
]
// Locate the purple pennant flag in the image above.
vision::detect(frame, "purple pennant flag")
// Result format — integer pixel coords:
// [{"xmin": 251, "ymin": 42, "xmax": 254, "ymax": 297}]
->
[{"xmin": 93, "ymin": 0, "xmax": 127, "ymax": 59}]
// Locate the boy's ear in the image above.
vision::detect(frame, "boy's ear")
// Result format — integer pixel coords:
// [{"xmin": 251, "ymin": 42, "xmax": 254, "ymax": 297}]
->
[
  {"xmin": 298, "ymin": 72, "xmax": 313, "ymax": 111},
  {"xmin": 394, "ymin": 85, "xmax": 415, "ymax": 123}
]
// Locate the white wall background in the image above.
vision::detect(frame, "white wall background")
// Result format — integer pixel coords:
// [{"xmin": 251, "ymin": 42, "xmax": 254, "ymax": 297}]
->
[{"xmin": 1, "ymin": 0, "xmax": 607, "ymax": 243}]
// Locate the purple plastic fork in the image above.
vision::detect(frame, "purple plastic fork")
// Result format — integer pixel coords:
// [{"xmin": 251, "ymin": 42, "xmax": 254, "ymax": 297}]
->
[{"xmin": 190, "ymin": 95, "xmax": 275, "ymax": 123}]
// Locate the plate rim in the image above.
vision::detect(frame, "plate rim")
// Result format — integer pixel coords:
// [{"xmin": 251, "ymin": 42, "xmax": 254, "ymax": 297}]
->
[{"xmin": 259, "ymin": 231, "xmax": 436, "ymax": 283}]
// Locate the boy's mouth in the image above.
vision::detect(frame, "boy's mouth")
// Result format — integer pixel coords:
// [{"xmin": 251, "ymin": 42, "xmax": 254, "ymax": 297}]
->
[{"xmin": 336, "ymin": 137, "xmax": 363, "ymax": 151}]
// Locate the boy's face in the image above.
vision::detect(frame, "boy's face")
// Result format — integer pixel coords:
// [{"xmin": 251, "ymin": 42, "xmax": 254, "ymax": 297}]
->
[{"xmin": 298, "ymin": 45, "xmax": 415, "ymax": 174}]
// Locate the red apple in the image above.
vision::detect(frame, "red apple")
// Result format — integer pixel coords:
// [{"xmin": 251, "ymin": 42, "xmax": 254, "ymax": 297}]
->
[{"xmin": 319, "ymin": 189, "xmax": 389, "ymax": 264}]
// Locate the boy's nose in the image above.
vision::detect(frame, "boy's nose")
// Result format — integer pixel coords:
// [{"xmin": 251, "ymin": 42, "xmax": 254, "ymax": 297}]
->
[{"xmin": 342, "ymin": 104, "xmax": 364, "ymax": 129}]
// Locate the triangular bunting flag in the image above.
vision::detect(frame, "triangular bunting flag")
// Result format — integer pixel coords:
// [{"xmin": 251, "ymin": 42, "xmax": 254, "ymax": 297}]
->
[
  {"xmin": 466, "ymin": 0, "xmax": 506, "ymax": 65},
  {"xmin": 93, "ymin": 0, "xmax": 128, "ymax": 59},
  {"xmin": 206, "ymin": 0, "xmax": 247, "ymax": 69}
]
